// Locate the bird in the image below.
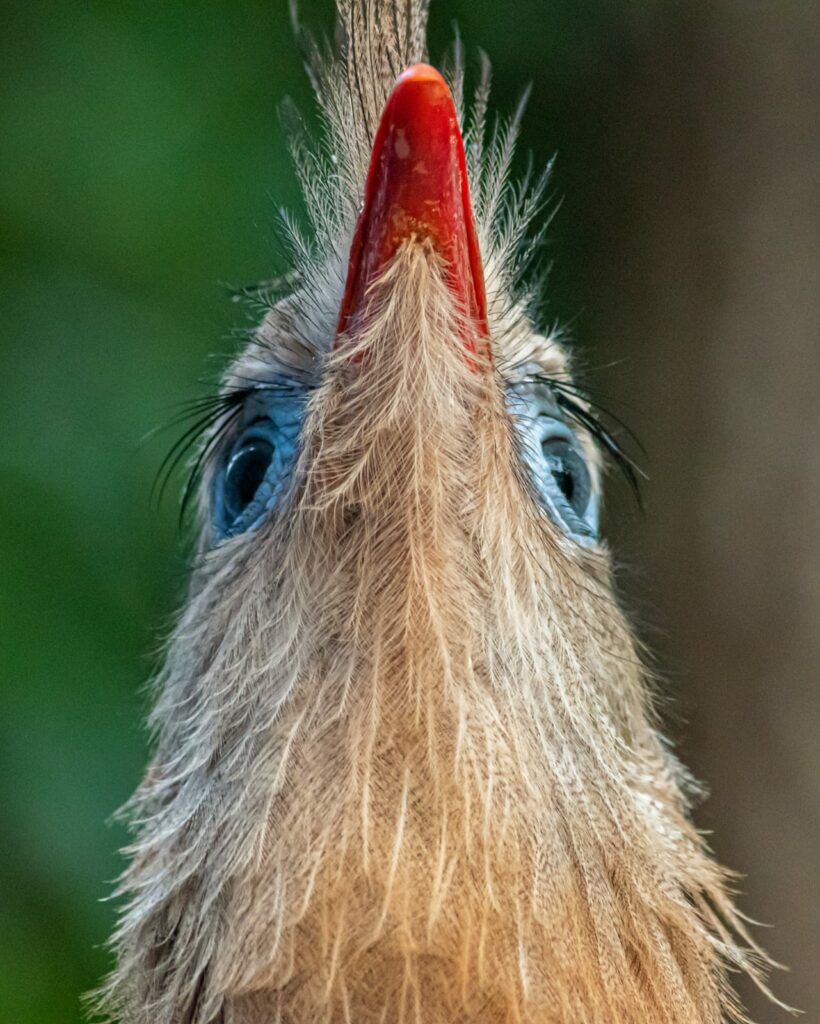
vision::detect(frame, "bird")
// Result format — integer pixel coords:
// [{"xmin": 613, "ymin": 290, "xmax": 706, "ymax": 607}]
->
[{"xmin": 99, "ymin": 2, "xmax": 776, "ymax": 1022}]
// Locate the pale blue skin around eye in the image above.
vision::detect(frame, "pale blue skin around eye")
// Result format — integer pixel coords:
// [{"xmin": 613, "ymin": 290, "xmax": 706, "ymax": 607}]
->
[
  {"xmin": 213, "ymin": 389, "xmax": 307, "ymax": 539},
  {"xmin": 505, "ymin": 386, "xmax": 599, "ymax": 544}
]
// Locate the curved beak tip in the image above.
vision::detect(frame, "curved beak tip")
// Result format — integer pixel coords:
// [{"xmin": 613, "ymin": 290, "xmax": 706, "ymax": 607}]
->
[{"xmin": 336, "ymin": 63, "xmax": 488, "ymax": 354}]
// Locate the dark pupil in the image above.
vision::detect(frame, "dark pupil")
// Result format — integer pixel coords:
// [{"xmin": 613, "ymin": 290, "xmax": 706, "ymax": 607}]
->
[
  {"xmin": 541, "ymin": 439, "xmax": 590, "ymax": 517},
  {"xmin": 553, "ymin": 465, "xmax": 574, "ymax": 503},
  {"xmin": 224, "ymin": 440, "xmax": 274, "ymax": 522}
]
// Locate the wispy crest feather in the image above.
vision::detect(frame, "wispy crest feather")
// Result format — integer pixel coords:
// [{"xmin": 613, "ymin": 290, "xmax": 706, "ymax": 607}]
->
[{"xmin": 280, "ymin": 0, "xmax": 554, "ymax": 370}]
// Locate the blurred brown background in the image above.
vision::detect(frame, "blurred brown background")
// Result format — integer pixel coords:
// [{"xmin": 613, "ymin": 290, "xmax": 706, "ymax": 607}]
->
[
  {"xmin": 1, "ymin": 1, "xmax": 817, "ymax": 1020},
  {"xmin": 599, "ymin": 5, "xmax": 820, "ymax": 1017}
]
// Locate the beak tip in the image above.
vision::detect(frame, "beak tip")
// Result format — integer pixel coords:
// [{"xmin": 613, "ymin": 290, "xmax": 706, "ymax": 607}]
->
[{"xmin": 393, "ymin": 62, "xmax": 449, "ymax": 90}]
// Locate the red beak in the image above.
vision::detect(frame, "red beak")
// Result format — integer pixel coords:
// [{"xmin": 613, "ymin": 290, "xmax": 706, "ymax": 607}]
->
[{"xmin": 336, "ymin": 64, "xmax": 488, "ymax": 357}]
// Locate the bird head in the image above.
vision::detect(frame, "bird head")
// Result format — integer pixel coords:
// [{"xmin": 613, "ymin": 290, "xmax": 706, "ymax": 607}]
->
[{"xmin": 102, "ymin": 4, "xmax": 770, "ymax": 1023}]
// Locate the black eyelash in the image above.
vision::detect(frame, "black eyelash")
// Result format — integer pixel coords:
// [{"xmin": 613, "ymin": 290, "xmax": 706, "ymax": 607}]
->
[
  {"xmin": 151, "ymin": 387, "xmax": 251, "ymax": 526},
  {"xmin": 152, "ymin": 377, "xmax": 310, "ymax": 529},
  {"xmin": 519, "ymin": 372, "xmax": 646, "ymax": 509}
]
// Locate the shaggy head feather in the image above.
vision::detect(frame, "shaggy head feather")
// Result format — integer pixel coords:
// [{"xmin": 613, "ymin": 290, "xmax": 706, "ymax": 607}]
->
[{"xmin": 99, "ymin": 2, "xmax": 775, "ymax": 1022}]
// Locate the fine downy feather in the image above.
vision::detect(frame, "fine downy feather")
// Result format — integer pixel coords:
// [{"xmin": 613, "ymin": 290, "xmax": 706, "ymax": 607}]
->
[{"xmin": 98, "ymin": 2, "xmax": 775, "ymax": 1023}]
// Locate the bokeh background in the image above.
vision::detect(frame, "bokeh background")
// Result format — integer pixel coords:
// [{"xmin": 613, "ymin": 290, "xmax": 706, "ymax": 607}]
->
[{"xmin": 2, "ymin": 1, "xmax": 818, "ymax": 1020}]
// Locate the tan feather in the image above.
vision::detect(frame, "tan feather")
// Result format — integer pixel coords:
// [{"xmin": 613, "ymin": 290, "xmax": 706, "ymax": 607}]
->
[{"xmin": 97, "ymin": 3, "xmax": 777, "ymax": 1023}]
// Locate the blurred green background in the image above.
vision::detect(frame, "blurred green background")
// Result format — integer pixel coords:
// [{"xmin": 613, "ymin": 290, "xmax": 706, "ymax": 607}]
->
[{"xmin": 1, "ymin": 1, "xmax": 818, "ymax": 1021}]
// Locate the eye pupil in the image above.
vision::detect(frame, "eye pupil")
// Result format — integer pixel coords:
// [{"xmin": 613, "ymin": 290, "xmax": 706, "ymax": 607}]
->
[
  {"xmin": 552, "ymin": 465, "xmax": 574, "ymax": 503},
  {"xmin": 223, "ymin": 440, "xmax": 274, "ymax": 523},
  {"xmin": 540, "ymin": 438, "xmax": 591, "ymax": 518}
]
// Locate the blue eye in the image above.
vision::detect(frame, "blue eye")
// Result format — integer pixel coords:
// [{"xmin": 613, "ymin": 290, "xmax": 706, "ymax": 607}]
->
[
  {"xmin": 538, "ymin": 436, "xmax": 596, "ymax": 540},
  {"xmin": 507, "ymin": 385, "xmax": 599, "ymax": 544},
  {"xmin": 541, "ymin": 438, "xmax": 591, "ymax": 519},
  {"xmin": 223, "ymin": 440, "xmax": 274, "ymax": 524},
  {"xmin": 213, "ymin": 389, "xmax": 306, "ymax": 538}
]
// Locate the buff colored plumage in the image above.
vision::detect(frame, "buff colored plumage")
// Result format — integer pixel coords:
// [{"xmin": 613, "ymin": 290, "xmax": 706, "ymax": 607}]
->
[{"xmin": 99, "ymin": 2, "xmax": 775, "ymax": 1022}]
